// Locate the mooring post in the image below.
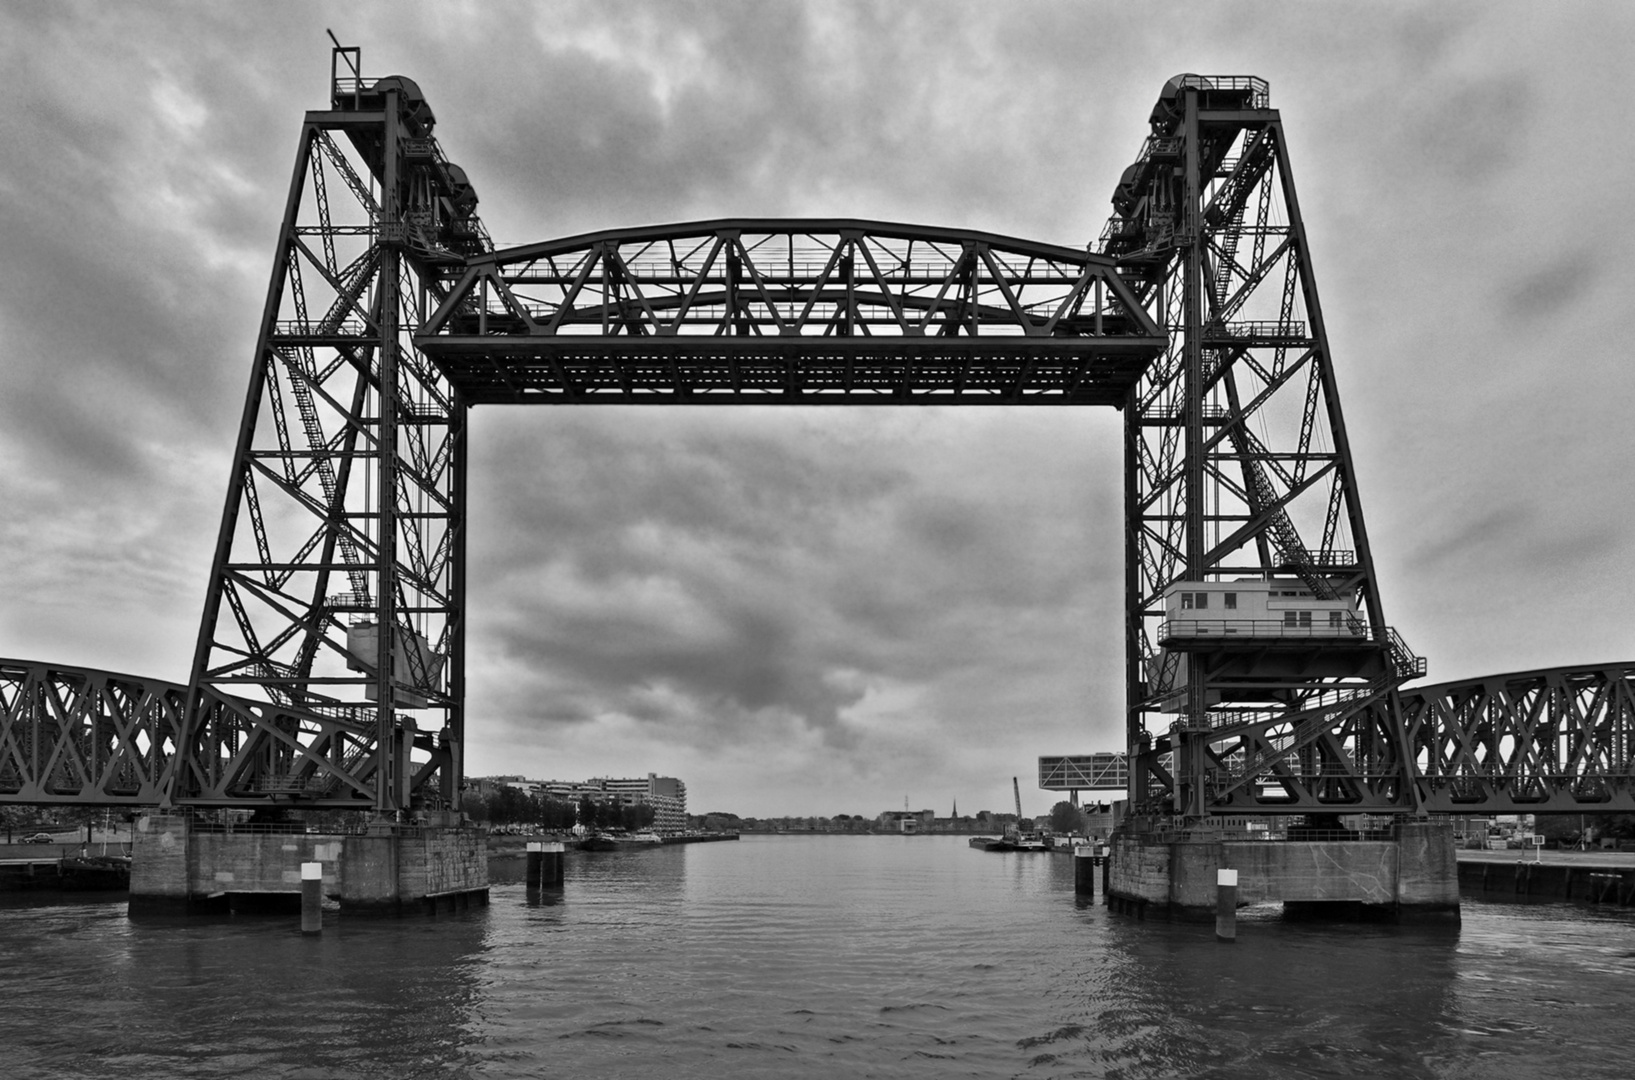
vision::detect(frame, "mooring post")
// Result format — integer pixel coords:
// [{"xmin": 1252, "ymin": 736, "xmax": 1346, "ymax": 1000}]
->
[
  {"xmin": 1074, "ymin": 844, "xmax": 1096, "ymax": 898},
  {"xmin": 540, "ymin": 841, "xmax": 565, "ymax": 887},
  {"xmin": 301, "ymin": 861, "xmax": 323, "ymax": 934},
  {"xmin": 525, "ymin": 841, "xmax": 543, "ymax": 893},
  {"xmin": 1215, "ymin": 867, "xmax": 1237, "ymax": 942}
]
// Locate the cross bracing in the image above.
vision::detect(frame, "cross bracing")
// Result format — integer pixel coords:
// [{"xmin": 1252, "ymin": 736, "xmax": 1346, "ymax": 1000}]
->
[
  {"xmin": 1, "ymin": 56, "xmax": 1622, "ymax": 820},
  {"xmin": 6, "ymin": 656, "xmax": 1628, "ymax": 815},
  {"xmin": 415, "ymin": 220, "xmax": 1164, "ymax": 405}
]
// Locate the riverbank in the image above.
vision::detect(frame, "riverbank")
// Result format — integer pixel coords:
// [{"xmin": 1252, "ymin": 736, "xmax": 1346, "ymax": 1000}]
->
[
  {"xmin": 485, "ymin": 831, "xmax": 739, "ymax": 856},
  {"xmin": 1457, "ymin": 849, "xmax": 1635, "ymax": 905},
  {"xmin": 0, "ymin": 853, "xmax": 130, "ymax": 892}
]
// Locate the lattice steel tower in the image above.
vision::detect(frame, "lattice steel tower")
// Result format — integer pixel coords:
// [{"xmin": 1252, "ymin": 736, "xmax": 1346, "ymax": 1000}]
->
[
  {"xmin": 179, "ymin": 48, "xmax": 489, "ymax": 812},
  {"xmin": 1107, "ymin": 76, "xmax": 1424, "ymax": 822}
]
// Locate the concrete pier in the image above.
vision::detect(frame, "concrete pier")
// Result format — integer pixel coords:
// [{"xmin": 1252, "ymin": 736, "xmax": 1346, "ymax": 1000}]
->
[
  {"xmin": 128, "ymin": 813, "xmax": 489, "ymax": 917},
  {"xmin": 1106, "ymin": 820, "xmax": 1459, "ymax": 923}
]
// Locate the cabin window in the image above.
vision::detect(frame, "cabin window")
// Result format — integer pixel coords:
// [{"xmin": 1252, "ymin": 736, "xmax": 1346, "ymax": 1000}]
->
[
  {"xmin": 1283, "ymin": 610, "xmax": 1297, "ymax": 627},
  {"xmin": 1298, "ymin": 611, "xmax": 1312, "ymax": 628},
  {"xmin": 1196, "ymin": 593, "xmax": 1208, "ymax": 610},
  {"xmin": 1224, "ymin": 593, "xmax": 1237, "ymax": 610},
  {"xmin": 1329, "ymin": 611, "xmax": 1343, "ymax": 627},
  {"xmin": 1181, "ymin": 593, "xmax": 1195, "ymax": 610}
]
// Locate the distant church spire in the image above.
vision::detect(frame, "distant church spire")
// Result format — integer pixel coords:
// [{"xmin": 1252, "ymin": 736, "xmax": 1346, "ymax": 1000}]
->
[{"xmin": 952, "ymin": 798, "xmax": 958, "ymax": 818}]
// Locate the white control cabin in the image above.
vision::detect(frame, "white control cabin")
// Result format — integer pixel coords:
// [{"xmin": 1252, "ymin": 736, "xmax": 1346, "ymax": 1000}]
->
[{"xmin": 1160, "ymin": 579, "xmax": 1363, "ymax": 642}]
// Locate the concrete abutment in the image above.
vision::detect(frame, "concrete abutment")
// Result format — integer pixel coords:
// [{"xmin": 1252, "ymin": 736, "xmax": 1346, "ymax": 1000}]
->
[
  {"xmin": 1105, "ymin": 821, "xmax": 1459, "ymax": 924},
  {"xmin": 128, "ymin": 813, "xmax": 489, "ymax": 918}
]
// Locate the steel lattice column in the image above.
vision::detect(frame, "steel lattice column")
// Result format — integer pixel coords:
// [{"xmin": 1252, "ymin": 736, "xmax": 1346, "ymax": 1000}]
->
[
  {"xmin": 174, "ymin": 51, "xmax": 487, "ymax": 812},
  {"xmin": 1109, "ymin": 76, "xmax": 1425, "ymax": 820}
]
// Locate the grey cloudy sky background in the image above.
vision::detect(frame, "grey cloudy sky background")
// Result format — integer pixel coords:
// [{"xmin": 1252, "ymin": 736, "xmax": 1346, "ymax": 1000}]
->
[{"xmin": 1, "ymin": 1, "xmax": 1629, "ymax": 818}]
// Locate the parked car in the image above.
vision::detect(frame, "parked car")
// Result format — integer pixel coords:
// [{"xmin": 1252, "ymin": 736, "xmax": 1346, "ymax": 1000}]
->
[{"xmin": 20, "ymin": 832, "xmax": 56, "ymax": 844}]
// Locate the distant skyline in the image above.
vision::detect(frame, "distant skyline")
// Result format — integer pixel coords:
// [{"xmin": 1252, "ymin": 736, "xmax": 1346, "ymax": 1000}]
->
[{"xmin": 2, "ymin": 2, "xmax": 1630, "ymax": 818}]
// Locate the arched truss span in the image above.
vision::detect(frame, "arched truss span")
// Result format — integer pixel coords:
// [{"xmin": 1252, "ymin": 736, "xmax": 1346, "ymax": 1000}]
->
[
  {"xmin": 1184, "ymin": 661, "xmax": 1635, "ymax": 815},
  {"xmin": 416, "ymin": 220, "xmax": 1166, "ymax": 405},
  {"xmin": 1400, "ymin": 662, "xmax": 1635, "ymax": 813},
  {"xmin": 0, "ymin": 659, "xmax": 449, "ymax": 807}
]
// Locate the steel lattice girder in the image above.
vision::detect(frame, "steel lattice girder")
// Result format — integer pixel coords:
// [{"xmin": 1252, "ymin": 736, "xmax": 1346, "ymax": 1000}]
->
[
  {"xmin": 414, "ymin": 220, "xmax": 1166, "ymax": 405},
  {"xmin": 1401, "ymin": 662, "xmax": 1635, "ymax": 813},
  {"xmin": 0, "ymin": 660, "xmax": 181, "ymax": 804},
  {"xmin": 0, "ymin": 658, "xmax": 446, "ymax": 807}
]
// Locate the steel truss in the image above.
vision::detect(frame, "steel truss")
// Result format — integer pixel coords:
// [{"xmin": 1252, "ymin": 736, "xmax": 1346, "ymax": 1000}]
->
[
  {"xmin": 1108, "ymin": 76, "xmax": 1425, "ymax": 818},
  {"xmin": 3, "ymin": 61, "xmax": 1618, "ymax": 821},
  {"xmin": 415, "ymin": 220, "xmax": 1164, "ymax": 405},
  {"xmin": 1401, "ymin": 663, "xmax": 1635, "ymax": 813},
  {"xmin": 0, "ymin": 659, "xmax": 399, "ymax": 807},
  {"xmin": 9, "ymin": 656, "xmax": 1623, "ymax": 815},
  {"xmin": 178, "ymin": 53, "xmax": 490, "ymax": 810}
]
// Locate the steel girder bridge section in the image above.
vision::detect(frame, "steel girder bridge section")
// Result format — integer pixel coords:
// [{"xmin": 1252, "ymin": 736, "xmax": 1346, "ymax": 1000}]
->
[
  {"xmin": 7, "ymin": 655, "xmax": 1626, "ymax": 815},
  {"xmin": 0, "ymin": 659, "xmax": 396, "ymax": 807},
  {"xmin": 1400, "ymin": 662, "xmax": 1635, "ymax": 813},
  {"xmin": 414, "ymin": 220, "xmax": 1163, "ymax": 405}
]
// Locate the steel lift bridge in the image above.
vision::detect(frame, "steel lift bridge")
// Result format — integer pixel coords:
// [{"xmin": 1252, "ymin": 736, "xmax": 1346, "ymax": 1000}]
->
[{"xmin": 2, "ymin": 53, "xmax": 1631, "ymax": 824}]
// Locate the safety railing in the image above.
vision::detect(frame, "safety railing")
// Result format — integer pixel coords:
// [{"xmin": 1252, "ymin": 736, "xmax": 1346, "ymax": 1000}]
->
[
  {"xmin": 1158, "ymin": 617, "xmax": 1373, "ymax": 643},
  {"xmin": 1194, "ymin": 76, "xmax": 1271, "ymax": 109},
  {"xmin": 272, "ymin": 318, "xmax": 374, "ymax": 338},
  {"xmin": 1386, "ymin": 627, "xmax": 1428, "ymax": 679},
  {"xmin": 1204, "ymin": 319, "xmax": 1307, "ymax": 340}
]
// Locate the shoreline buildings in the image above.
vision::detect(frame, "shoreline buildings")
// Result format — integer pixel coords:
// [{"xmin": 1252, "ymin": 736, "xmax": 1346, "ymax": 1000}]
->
[{"xmin": 473, "ymin": 773, "xmax": 688, "ymax": 833}]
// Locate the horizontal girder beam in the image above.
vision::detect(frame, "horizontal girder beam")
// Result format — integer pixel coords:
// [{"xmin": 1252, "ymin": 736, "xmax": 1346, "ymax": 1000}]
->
[{"xmin": 415, "ymin": 219, "xmax": 1168, "ymax": 405}]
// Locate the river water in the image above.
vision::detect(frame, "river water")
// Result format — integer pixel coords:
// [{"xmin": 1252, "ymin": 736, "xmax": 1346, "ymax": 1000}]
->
[{"xmin": 2, "ymin": 834, "xmax": 1633, "ymax": 1079}]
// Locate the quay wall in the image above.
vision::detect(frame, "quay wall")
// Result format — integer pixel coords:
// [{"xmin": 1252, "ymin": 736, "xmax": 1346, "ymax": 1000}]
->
[{"xmin": 1459, "ymin": 860, "xmax": 1635, "ymax": 906}]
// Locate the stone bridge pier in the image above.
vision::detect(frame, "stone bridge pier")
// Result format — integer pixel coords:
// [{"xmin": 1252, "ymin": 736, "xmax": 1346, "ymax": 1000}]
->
[
  {"xmin": 128, "ymin": 813, "xmax": 489, "ymax": 917},
  {"xmin": 1106, "ymin": 820, "xmax": 1459, "ymax": 922}
]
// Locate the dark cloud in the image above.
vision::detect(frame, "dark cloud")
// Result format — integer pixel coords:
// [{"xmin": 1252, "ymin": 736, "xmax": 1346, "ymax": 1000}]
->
[{"xmin": 1499, "ymin": 248, "xmax": 1600, "ymax": 321}]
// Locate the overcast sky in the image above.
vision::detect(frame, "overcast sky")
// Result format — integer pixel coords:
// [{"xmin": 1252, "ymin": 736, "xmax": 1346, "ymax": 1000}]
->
[{"xmin": 1, "ymin": 1, "xmax": 1629, "ymax": 819}]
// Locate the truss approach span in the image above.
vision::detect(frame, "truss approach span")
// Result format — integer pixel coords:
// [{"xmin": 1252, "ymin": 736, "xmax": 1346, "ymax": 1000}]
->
[
  {"xmin": 1402, "ymin": 662, "xmax": 1635, "ymax": 814},
  {"xmin": 0, "ymin": 659, "xmax": 450, "ymax": 807},
  {"xmin": 415, "ymin": 220, "xmax": 1167, "ymax": 405}
]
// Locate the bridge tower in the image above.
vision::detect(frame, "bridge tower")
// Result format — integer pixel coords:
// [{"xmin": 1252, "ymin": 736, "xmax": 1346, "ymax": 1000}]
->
[
  {"xmin": 1106, "ymin": 76, "xmax": 1425, "ymax": 824},
  {"xmin": 177, "ymin": 47, "xmax": 489, "ymax": 814}
]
